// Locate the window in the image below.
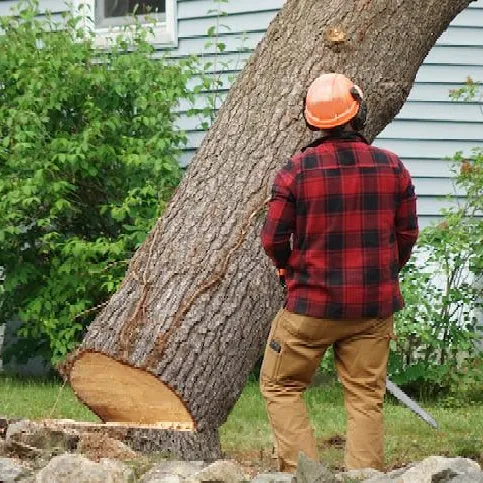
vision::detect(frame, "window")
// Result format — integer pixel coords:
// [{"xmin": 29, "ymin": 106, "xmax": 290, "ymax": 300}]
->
[
  {"xmin": 96, "ymin": 0, "xmax": 165, "ymax": 28},
  {"xmin": 74, "ymin": 0, "xmax": 177, "ymax": 46}
]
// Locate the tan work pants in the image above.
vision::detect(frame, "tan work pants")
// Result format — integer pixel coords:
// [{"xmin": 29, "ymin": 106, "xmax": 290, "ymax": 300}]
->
[{"xmin": 260, "ymin": 309, "xmax": 393, "ymax": 473}]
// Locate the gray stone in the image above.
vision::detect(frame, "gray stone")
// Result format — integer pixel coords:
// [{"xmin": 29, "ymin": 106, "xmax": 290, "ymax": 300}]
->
[
  {"xmin": 356, "ymin": 465, "xmax": 411, "ymax": 483},
  {"xmin": 386, "ymin": 465, "xmax": 414, "ymax": 479},
  {"xmin": 295, "ymin": 452, "xmax": 338, "ymax": 483},
  {"xmin": 17, "ymin": 478, "xmax": 35, "ymax": 483},
  {"xmin": 6, "ymin": 420, "xmax": 78, "ymax": 455},
  {"xmin": 432, "ymin": 468, "xmax": 460, "ymax": 483},
  {"xmin": 335, "ymin": 468, "xmax": 383, "ymax": 481},
  {"xmin": 362, "ymin": 478, "xmax": 393, "ymax": 483},
  {"xmin": 5, "ymin": 421, "xmax": 35, "ymax": 442},
  {"xmin": 251, "ymin": 472, "xmax": 295, "ymax": 483},
  {"xmin": 140, "ymin": 460, "xmax": 205, "ymax": 482},
  {"xmin": 99, "ymin": 459, "xmax": 135, "ymax": 481},
  {"xmin": 448, "ymin": 474, "xmax": 483, "ymax": 483},
  {"xmin": 398, "ymin": 457, "xmax": 481, "ymax": 483},
  {"xmin": 0, "ymin": 438, "xmax": 9, "ymax": 456},
  {"xmin": 186, "ymin": 460, "xmax": 247, "ymax": 482},
  {"xmin": 143, "ymin": 476, "xmax": 184, "ymax": 483},
  {"xmin": 0, "ymin": 456, "xmax": 29, "ymax": 482},
  {"xmin": 35, "ymin": 453, "xmax": 134, "ymax": 483}
]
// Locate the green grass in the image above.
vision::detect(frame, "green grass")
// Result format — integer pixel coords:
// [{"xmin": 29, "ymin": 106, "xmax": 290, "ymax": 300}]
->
[
  {"xmin": 0, "ymin": 375, "xmax": 99, "ymax": 422},
  {"xmin": 220, "ymin": 381, "xmax": 483, "ymax": 471},
  {"xmin": 0, "ymin": 375, "xmax": 481, "ymax": 471}
]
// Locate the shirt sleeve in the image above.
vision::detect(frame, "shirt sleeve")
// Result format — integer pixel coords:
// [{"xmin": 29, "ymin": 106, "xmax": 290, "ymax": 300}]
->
[
  {"xmin": 396, "ymin": 162, "xmax": 419, "ymax": 269},
  {"xmin": 261, "ymin": 162, "xmax": 296, "ymax": 269}
]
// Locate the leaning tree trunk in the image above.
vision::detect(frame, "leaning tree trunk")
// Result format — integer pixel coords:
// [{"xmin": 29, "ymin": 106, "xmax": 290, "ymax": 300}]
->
[{"xmin": 63, "ymin": 0, "xmax": 473, "ymax": 459}]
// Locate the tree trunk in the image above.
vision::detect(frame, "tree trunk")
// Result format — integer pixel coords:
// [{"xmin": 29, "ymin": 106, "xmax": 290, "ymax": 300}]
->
[{"xmin": 63, "ymin": 0, "xmax": 474, "ymax": 459}]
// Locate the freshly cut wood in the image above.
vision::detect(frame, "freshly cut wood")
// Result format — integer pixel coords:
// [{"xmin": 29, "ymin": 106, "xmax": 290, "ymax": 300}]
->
[
  {"xmin": 64, "ymin": 0, "xmax": 474, "ymax": 459},
  {"xmin": 69, "ymin": 352, "xmax": 194, "ymax": 427}
]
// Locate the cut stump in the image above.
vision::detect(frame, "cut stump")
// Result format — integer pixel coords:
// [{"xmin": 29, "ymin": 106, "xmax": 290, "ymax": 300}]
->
[
  {"xmin": 2, "ymin": 418, "xmax": 221, "ymax": 461},
  {"xmin": 46, "ymin": 420, "xmax": 221, "ymax": 460}
]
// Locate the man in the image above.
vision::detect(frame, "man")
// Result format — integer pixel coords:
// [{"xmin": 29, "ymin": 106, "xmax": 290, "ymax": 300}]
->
[{"xmin": 259, "ymin": 73, "xmax": 418, "ymax": 473}]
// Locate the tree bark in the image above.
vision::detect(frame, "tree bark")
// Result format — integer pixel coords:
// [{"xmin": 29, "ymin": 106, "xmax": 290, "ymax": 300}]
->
[{"xmin": 64, "ymin": 0, "xmax": 474, "ymax": 459}]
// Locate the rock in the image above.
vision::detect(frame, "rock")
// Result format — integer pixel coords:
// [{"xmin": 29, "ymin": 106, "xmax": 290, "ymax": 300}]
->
[
  {"xmin": 0, "ymin": 417, "xmax": 17, "ymax": 439},
  {"xmin": 6, "ymin": 420, "xmax": 79, "ymax": 455},
  {"xmin": 295, "ymin": 452, "xmax": 338, "ymax": 483},
  {"xmin": 335, "ymin": 468, "xmax": 383, "ymax": 481},
  {"xmin": 363, "ymin": 465, "xmax": 415, "ymax": 482},
  {"xmin": 0, "ymin": 456, "xmax": 29, "ymax": 482},
  {"xmin": 7, "ymin": 440, "xmax": 47, "ymax": 459},
  {"xmin": 364, "ymin": 477, "xmax": 398, "ymax": 482},
  {"xmin": 432, "ymin": 467, "xmax": 460, "ymax": 483},
  {"xmin": 398, "ymin": 456, "xmax": 481, "ymax": 483},
  {"xmin": 251, "ymin": 472, "xmax": 295, "ymax": 482},
  {"xmin": 0, "ymin": 438, "xmax": 10, "ymax": 456},
  {"xmin": 34, "ymin": 453, "xmax": 134, "ymax": 483},
  {"xmin": 363, "ymin": 478, "xmax": 393, "ymax": 483},
  {"xmin": 100, "ymin": 458, "xmax": 136, "ymax": 481},
  {"xmin": 385, "ymin": 465, "xmax": 414, "ymax": 479},
  {"xmin": 5, "ymin": 420, "xmax": 33, "ymax": 441},
  {"xmin": 186, "ymin": 460, "xmax": 247, "ymax": 482},
  {"xmin": 448, "ymin": 474, "xmax": 483, "ymax": 483},
  {"xmin": 144, "ymin": 476, "xmax": 184, "ymax": 483},
  {"xmin": 140, "ymin": 460, "xmax": 205, "ymax": 482},
  {"xmin": 363, "ymin": 457, "xmax": 482, "ymax": 483}
]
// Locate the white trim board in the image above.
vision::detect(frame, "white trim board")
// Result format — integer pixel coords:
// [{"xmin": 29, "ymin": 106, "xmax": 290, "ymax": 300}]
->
[{"xmin": 72, "ymin": 0, "xmax": 178, "ymax": 47}]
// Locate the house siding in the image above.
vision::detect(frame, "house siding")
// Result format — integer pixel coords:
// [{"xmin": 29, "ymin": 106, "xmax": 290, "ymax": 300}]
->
[
  {"xmin": 2, "ymin": 0, "xmax": 483, "ymax": 228},
  {"xmin": 0, "ymin": 0, "xmax": 69, "ymax": 15}
]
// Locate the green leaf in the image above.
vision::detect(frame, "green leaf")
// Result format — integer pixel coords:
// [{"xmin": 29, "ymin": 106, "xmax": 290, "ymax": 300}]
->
[{"xmin": 0, "ymin": 1, "xmax": 186, "ymax": 363}]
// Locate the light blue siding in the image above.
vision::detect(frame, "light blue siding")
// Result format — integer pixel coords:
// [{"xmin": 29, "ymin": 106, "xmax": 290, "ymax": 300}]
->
[
  {"xmin": 176, "ymin": 11, "xmax": 279, "ymax": 39},
  {"xmin": 425, "ymin": 46, "xmax": 483, "ymax": 65},
  {"xmin": 0, "ymin": 0, "xmax": 69, "ymax": 15},
  {"xmin": 177, "ymin": 0, "xmax": 283, "ymax": 18},
  {"xmin": 450, "ymin": 6, "xmax": 483, "ymax": 26},
  {"xmin": 379, "ymin": 120, "xmax": 482, "ymax": 140},
  {"xmin": 438, "ymin": 26, "xmax": 483, "ymax": 46}
]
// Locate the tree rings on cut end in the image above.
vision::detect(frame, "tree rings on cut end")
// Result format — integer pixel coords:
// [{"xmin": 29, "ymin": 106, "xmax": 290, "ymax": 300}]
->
[{"xmin": 70, "ymin": 352, "xmax": 194, "ymax": 428}]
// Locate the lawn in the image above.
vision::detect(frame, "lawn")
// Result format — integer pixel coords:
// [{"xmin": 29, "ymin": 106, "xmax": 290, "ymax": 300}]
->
[
  {"xmin": 220, "ymin": 380, "xmax": 483, "ymax": 471},
  {"xmin": 0, "ymin": 375, "xmax": 481, "ymax": 471}
]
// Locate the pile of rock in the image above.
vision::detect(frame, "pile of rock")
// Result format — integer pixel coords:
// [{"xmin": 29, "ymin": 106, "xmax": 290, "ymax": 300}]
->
[
  {"xmin": 1, "ymin": 452, "xmax": 482, "ymax": 482},
  {"xmin": 0, "ymin": 418, "xmax": 482, "ymax": 482}
]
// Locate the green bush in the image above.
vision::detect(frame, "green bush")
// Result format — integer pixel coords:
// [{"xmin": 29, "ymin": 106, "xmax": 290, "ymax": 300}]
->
[
  {"xmin": 389, "ymin": 81, "xmax": 483, "ymax": 400},
  {"xmin": 0, "ymin": 1, "xmax": 196, "ymax": 363}
]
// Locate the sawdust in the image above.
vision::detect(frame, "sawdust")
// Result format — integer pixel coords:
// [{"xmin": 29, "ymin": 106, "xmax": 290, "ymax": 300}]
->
[{"xmin": 77, "ymin": 433, "xmax": 138, "ymax": 462}]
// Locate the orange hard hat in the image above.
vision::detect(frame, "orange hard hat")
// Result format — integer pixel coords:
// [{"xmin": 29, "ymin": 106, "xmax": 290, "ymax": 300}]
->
[{"xmin": 304, "ymin": 73, "xmax": 364, "ymax": 129}]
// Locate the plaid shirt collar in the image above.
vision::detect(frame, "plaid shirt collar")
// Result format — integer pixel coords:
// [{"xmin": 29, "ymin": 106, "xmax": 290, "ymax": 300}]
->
[{"xmin": 301, "ymin": 131, "xmax": 369, "ymax": 152}]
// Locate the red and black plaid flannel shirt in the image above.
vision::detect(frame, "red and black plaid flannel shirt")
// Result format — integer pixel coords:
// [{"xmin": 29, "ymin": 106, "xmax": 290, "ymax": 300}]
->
[{"xmin": 261, "ymin": 132, "xmax": 418, "ymax": 319}]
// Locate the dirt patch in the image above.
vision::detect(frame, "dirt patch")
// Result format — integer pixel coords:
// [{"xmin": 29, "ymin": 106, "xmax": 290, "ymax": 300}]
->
[
  {"xmin": 223, "ymin": 447, "xmax": 278, "ymax": 477},
  {"xmin": 318, "ymin": 434, "xmax": 346, "ymax": 449}
]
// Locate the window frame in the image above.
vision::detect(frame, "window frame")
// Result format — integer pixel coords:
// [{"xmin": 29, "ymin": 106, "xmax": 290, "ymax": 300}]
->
[{"xmin": 73, "ymin": 0, "xmax": 177, "ymax": 46}]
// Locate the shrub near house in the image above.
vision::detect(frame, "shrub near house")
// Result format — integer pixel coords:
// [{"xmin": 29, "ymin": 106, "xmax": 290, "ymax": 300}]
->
[
  {"xmin": 0, "ymin": 1, "xmax": 195, "ymax": 363},
  {"xmin": 390, "ymin": 84, "xmax": 483, "ymax": 400}
]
